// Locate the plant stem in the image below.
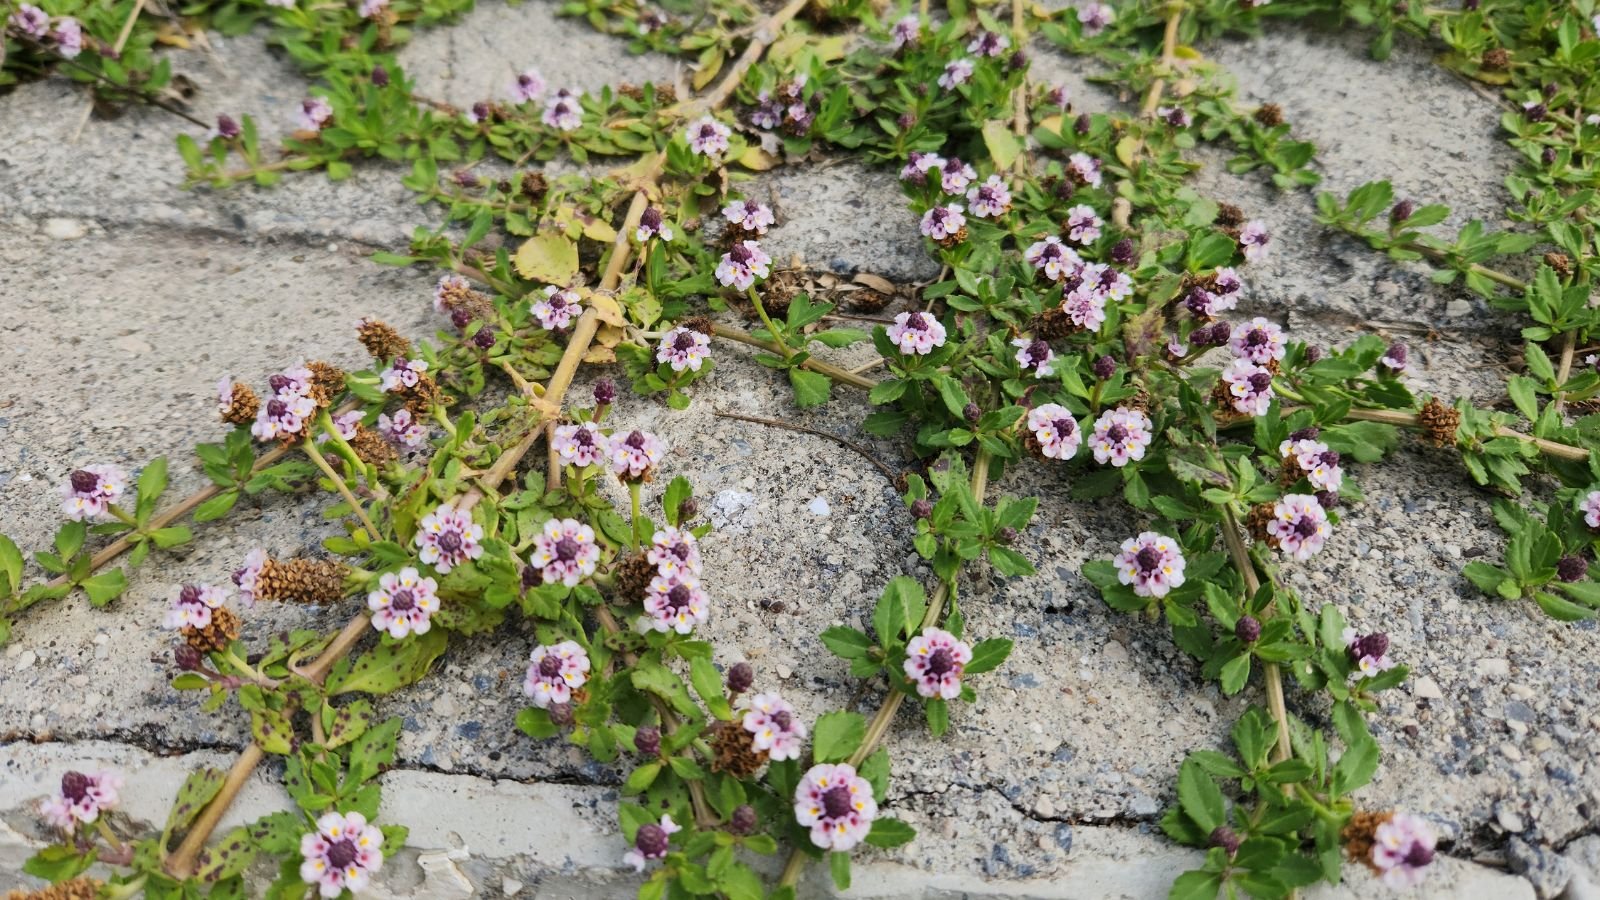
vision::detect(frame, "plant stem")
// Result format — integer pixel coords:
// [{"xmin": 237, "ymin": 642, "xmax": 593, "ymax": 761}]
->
[
  {"xmin": 1009, "ymin": 0, "xmax": 1029, "ymax": 174},
  {"xmin": 710, "ymin": 323, "xmax": 878, "ymax": 389},
  {"xmin": 1140, "ymin": 2, "xmax": 1184, "ymax": 118},
  {"xmin": 221, "ymin": 647, "xmax": 278, "ymax": 688},
  {"xmin": 777, "ymin": 450, "xmax": 991, "ymax": 890},
  {"xmin": 629, "ymin": 482, "xmax": 643, "ymax": 552},
  {"xmin": 95, "ymin": 817, "xmax": 125, "ymax": 855},
  {"xmin": 746, "ymin": 285, "xmax": 791, "ymax": 364},
  {"xmin": 1219, "ymin": 507, "xmax": 1292, "ymax": 767},
  {"xmin": 1555, "ymin": 328, "xmax": 1576, "ymax": 413},
  {"xmin": 1339, "ymin": 407, "xmax": 1590, "ymax": 462},
  {"xmin": 70, "ymin": 0, "xmax": 149, "ymax": 140},
  {"xmin": 302, "ymin": 437, "xmax": 381, "ymax": 541}
]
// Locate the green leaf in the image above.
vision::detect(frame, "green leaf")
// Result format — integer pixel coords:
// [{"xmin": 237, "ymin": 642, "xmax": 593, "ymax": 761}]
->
[
  {"xmin": 926, "ymin": 697, "xmax": 949, "ymax": 737},
  {"xmin": 164, "ymin": 767, "xmax": 227, "ymax": 844},
  {"xmin": 515, "ymin": 707, "xmax": 559, "ymax": 740},
  {"xmin": 193, "ymin": 490, "xmax": 240, "ymax": 523},
  {"xmin": 962, "ymin": 638, "xmax": 1012, "ymax": 675},
  {"xmin": 81, "ymin": 568, "xmax": 128, "ymax": 607},
  {"xmin": 789, "ymin": 367, "xmax": 832, "ymax": 408},
  {"xmin": 331, "ymin": 629, "xmax": 448, "ymax": 695},
  {"xmin": 981, "ymin": 120, "xmax": 1022, "ymax": 170},
  {"xmin": 1331, "ymin": 737, "xmax": 1379, "ymax": 795},
  {"xmin": 690, "ymin": 656, "xmax": 734, "ymax": 719},
  {"xmin": 0, "ymin": 534, "xmax": 22, "ymax": 593},
  {"xmin": 347, "ymin": 717, "xmax": 402, "ymax": 786},
  {"xmin": 136, "ymin": 457, "xmax": 170, "ymax": 520},
  {"xmin": 1219, "ymin": 653, "xmax": 1251, "ymax": 695},
  {"xmin": 55, "ymin": 520, "xmax": 86, "ymax": 559},
  {"xmin": 865, "ymin": 817, "xmax": 917, "ymax": 848},
  {"xmin": 812, "ymin": 711, "xmax": 867, "ymax": 763},
  {"xmin": 830, "ymin": 851, "xmax": 852, "ymax": 891},
  {"xmin": 663, "ymin": 477, "xmax": 693, "ymax": 527},
  {"xmin": 1168, "ymin": 870, "xmax": 1223, "ymax": 900},
  {"xmin": 150, "ymin": 526, "xmax": 194, "ymax": 549},
  {"xmin": 873, "ymin": 576, "xmax": 926, "ymax": 645},
  {"xmin": 1177, "ymin": 758, "xmax": 1225, "ymax": 832},
  {"xmin": 250, "ymin": 707, "xmax": 294, "ymax": 755},
  {"xmin": 631, "ymin": 658, "xmax": 700, "ymax": 717},
  {"xmin": 820, "ymin": 626, "xmax": 873, "ymax": 659}
]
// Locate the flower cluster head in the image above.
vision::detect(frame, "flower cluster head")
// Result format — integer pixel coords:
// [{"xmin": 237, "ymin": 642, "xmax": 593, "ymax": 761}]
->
[
  {"xmin": 1220, "ymin": 358, "xmax": 1275, "ymax": 416},
  {"xmin": 53, "ymin": 16, "xmax": 82, "ymax": 57},
  {"xmin": 40, "ymin": 770, "xmax": 122, "ymax": 831},
  {"xmin": 748, "ymin": 77, "xmax": 815, "ymax": 135},
  {"xmin": 531, "ymin": 518, "xmax": 601, "ymax": 587},
  {"xmin": 1012, "ymin": 336, "xmax": 1056, "ymax": 378},
  {"xmin": 1068, "ymin": 152, "xmax": 1104, "ymax": 188},
  {"xmin": 524, "ymin": 640, "xmax": 591, "ymax": 708},
  {"xmin": 889, "ymin": 13, "xmax": 920, "ymax": 49},
  {"xmin": 903, "ymin": 627, "xmax": 972, "ymax": 699},
  {"xmin": 886, "ymin": 311, "xmax": 948, "ymax": 356},
  {"xmin": 1061, "ymin": 266, "xmax": 1111, "ymax": 332},
  {"xmin": 714, "ymin": 240, "xmax": 773, "ymax": 291},
  {"xmin": 367, "ymin": 567, "xmax": 439, "ymax": 639},
  {"xmin": 1158, "ymin": 105, "xmax": 1192, "ymax": 128},
  {"xmin": 920, "ymin": 204, "xmax": 967, "ymax": 242},
  {"xmin": 377, "ymin": 408, "xmax": 427, "ymax": 449},
  {"xmin": 939, "ymin": 157, "xmax": 977, "ymax": 194},
  {"xmin": 1266, "ymin": 493, "xmax": 1330, "ymax": 560},
  {"xmin": 686, "ymin": 116, "xmax": 732, "ymax": 157},
  {"xmin": 938, "ymin": 58, "xmax": 975, "ymax": 90},
  {"xmin": 233, "ymin": 548, "xmax": 268, "ymax": 606},
  {"xmin": 59, "ymin": 464, "xmax": 128, "ymax": 521},
  {"xmin": 1229, "ymin": 317, "xmax": 1287, "ymax": 365},
  {"xmin": 9, "ymin": 4, "xmax": 48, "ymax": 37},
  {"xmin": 722, "ymin": 199, "xmax": 775, "ymax": 235},
  {"xmin": 1239, "ymin": 220, "xmax": 1271, "ymax": 262},
  {"xmin": 1371, "ymin": 813, "xmax": 1436, "ymax": 889},
  {"xmin": 508, "ymin": 68, "xmax": 546, "ymax": 103},
  {"xmin": 966, "ymin": 175, "xmax": 1013, "ymax": 218},
  {"xmin": 1026, "ymin": 235, "xmax": 1083, "ymax": 282},
  {"xmin": 299, "ymin": 811, "xmax": 384, "ymax": 899},
  {"xmin": 648, "ymin": 526, "xmax": 702, "ymax": 578},
  {"xmin": 379, "ymin": 356, "xmax": 428, "ymax": 392},
  {"xmin": 532, "ymin": 285, "xmax": 582, "ymax": 331},
  {"xmin": 358, "ymin": 0, "xmax": 387, "ymax": 18},
  {"xmin": 164, "ymin": 583, "xmax": 229, "ymax": 630},
  {"xmin": 296, "ymin": 97, "xmax": 333, "ymax": 131},
  {"xmin": 1380, "ymin": 341, "xmax": 1409, "ymax": 373},
  {"xmin": 252, "ymin": 366, "xmax": 319, "ymax": 442},
  {"xmin": 623, "ymin": 814, "xmax": 681, "ymax": 872},
  {"xmin": 1115, "ymin": 532, "xmax": 1187, "ymax": 598},
  {"xmin": 1187, "ymin": 267, "xmax": 1243, "ymax": 318},
  {"xmin": 1342, "ymin": 628, "xmax": 1396, "ymax": 677},
  {"xmin": 1281, "ymin": 436, "xmax": 1343, "ymax": 492},
  {"xmin": 1090, "ymin": 407, "xmax": 1154, "ymax": 467},
  {"xmin": 609, "ymin": 429, "xmax": 667, "ymax": 482},
  {"xmin": 899, "ymin": 151, "xmax": 943, "ymax": 185},
  {"xmin": 542, "ymin": 88, "xmax": 583, "ymax": 131},
  {"xmin": 967, "ymin": 29, "xmax": 1010, "ymax": 57},
  {"xmin": 656, "ymin": 326, "xmax": 712, "ymax": 372},
  {"xmin": 1078, "ymin": 2, "xmax": 1114, "ymax": 34},
  {"xmin": 1065, "ymin": 204, "xmax": 1103, "ymax": 244},
  {"xmin": 642, "ymin": 571, "xmax": 710, "ymax": 633},
  {"xmin": 741, "ymin": 692, "xmax": 807, "ymax": 760},
  {"xmin": 795, "ymin": 763, "xmax": 877, "ymax": 851},
  {"xmin": 1027, "ymin": 404, "xmax": 1082, "ymax": 460},
  {"xmin": 552, "ymin": 421, "xmax": 607, "ymax": 468},
  {"xmin": 635, "ymin": 206, "xmax": 672, "ymax": 243},
  {"xmin": 415, "ymin": 504, "xmax": 484, "ymax": 573},
  {"xmin": 1581, "ymin": 490, "xmax": 1600, "ymax": 529}
]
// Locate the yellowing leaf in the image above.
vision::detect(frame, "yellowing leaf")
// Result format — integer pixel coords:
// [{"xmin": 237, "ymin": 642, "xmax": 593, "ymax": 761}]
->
[
  {"xmin": 981, "ymin": 121, "xmax": 1022, "ymax": 171},
  {"xmin": 155, "ymin": 23, "xmax": 192, "ymax": 48},
  {"xmin": 581, "ymin": 215, "xmax": 617, "ymax": 243},
  {"xmin": 513, "ymin": 233, "xmax": 579, "ymax": 284},
  {"xmin": 1115, "ymin": 135, "xmax": 1139, "ymax": 167},
  {"xmin": 585, "ymin": 291, "xmax": 628, "ymax": 327},
  {"xmin": 1037, "ymin": 114, "xmax": 1063, "ymax": 135},
  {"xmin": 738, "ymin": 146, "xmax": 780, "ymax": 171},
  {"xmin": 768, "ymin": 34, "xmax": 808, "ymax": 63},
  {"xmin": 1172, "ymin": 44, "xmax": 1203, "ymax": 60},
  {"xmin": 692, "ymin": 47, "xmax": 724, "ymax": 91},
  {"xmin": 583, "ymin": 344, "xmax": 618, "ymax": 364}
]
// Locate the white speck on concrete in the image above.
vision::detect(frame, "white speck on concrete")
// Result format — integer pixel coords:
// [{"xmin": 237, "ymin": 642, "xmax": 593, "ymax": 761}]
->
[
  {"xmin": 808, "ymin": 496, "xmax": 831, "ymax": 517},
  {"xmin": 43, "ymin": 218, "xmax": 86, "ymax": 240},
  {"xmin": 709, "ymin": 490, "xmax": 756, "ymax": 534}
]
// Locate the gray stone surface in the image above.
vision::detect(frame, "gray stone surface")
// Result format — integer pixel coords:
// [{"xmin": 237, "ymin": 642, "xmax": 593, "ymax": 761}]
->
[{"xmin": 0, "ymin": 6, "xmax": 1595, "ymax": 900}]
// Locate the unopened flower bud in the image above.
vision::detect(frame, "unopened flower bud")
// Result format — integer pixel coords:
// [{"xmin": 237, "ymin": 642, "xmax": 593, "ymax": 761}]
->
[
  {"xmin": 1209, "ymin": 826, "xmax": 1241, "ymax": 855},
  {"xmin": 1315, "ymin": 490, "xmax": 1340, "ymax": 510},
  {"xmin": 727, "ymin": 662, "xmax": 754, "ymax": 694},
  {"xmin": 1389, "ymin": 199, "xmax": 1416, "ymax": 225},
  {"xmin": 897, "ymin": 111, "xmax": 916, "ymax": 130},
  {"xmin": 548, "ymin": 702, "xmax": 575, "ymax": 727},
  {"xmin": 911, "ymin": 499, "xmax": 933, "ymax": 520},
  {"xmin": 215, "ymin": 114, "xmax": 241, "ymax": 139},
  {"xmin": 175, "ymin": 645, "xmax": 204, "ymax": 671},
  {"xmin": 963, "ymin": 402, "xmax": 982, "ymax": 424},
  {"xmin": 634, "ymin": 725, "xmax": 661, "ymax": 756},
  {"xmin": 473, "ymin": 326, "xmax": 497, "ymax": 349},
  {"xmin": 1234, "ymin": 615, "xmax": 1261, "ymax": 643},
  {"xmin": 1007, "ymin": 50, "xmax": 1028, "ymax": 71},
  {"xmin": 1304, "ymin": 345, "xmax": 1323, "ymax": 364},
  {"xmin": 1543, "ymin": 82, "xmax": 1559, "ymax": 99},
  {"xmin": 371, "ymin": 64, "xmax": 390, "ymax": 87},
  {"xmin": 1093, "ymin": 355, "xmax": 1116, "ymax": 379},
  {"xmin": 1542, "ymin": 147, "xmax": 1557, "ymax": 166},
  {"xmin": 1558, "ymin": 555, "xmax": 1588, "ymax": 583},
  {"xmin": 1525, "ymin": 103, "xmax": 1548, "ymax": 122},
  {"xmin": 729, "ymin": 804, "xmax": 758, "ymax": 836},
  {"xmin": 594, "ymin": 379, "xmax": 617, "ymax": 407},
  {"xmin": 1110, "ymin": 238, "xmax": 1135, "ymax": 265},
  {"xmin": 678, "ymin": 498, "xmax": 698, "ymax": 521},
  {"xmin": 1074, "ymin": 113, "xmax": 1091, "ymax": 135},
  {"xmin": 997, "ymin": 526, "xmax": 1019, "ymax": 545}
]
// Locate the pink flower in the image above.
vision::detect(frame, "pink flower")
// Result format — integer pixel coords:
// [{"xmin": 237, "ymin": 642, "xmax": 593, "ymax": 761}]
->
[
  {"xmin": 641, "ymin": 571, "xmax": 709, "ymax": 634},
  {"xmin": 379, "ymin": 356, "xmax": 427, "ymax": 392},
  {"xmin": 542, "ymin": 88, "xmax": 582, "ymax": 131},
  {"xmin": 39, "ymin": 770, "xmax": 122, "ymax": 831},
  {"xmin": 299, "ymin": 811, "xmax": 384, "ymax": 898},
  {"xmin": 635, "ymin": 206, "xmax": 672, "ymax": 242},
  {"xmin": 1062, "ymin": 285, "xmax": 1108, "ymax": 332},
  {"xmin": 886, "ymin": 311, "xmax": 947, "ymax": 355},
  {"xmin": 1380, "ymin": 341, "xmax": 1409, "ymax": 373},
  {"xmin": 366, "ymin": 567, "xmax": 439, "ymax": 639},
  {"xmin": 920, "ymin": 204, "xmax": 966, "ymax": 241},
  {"xmin": 741, "ymin": 692, "xmax": 807, "ymax": 760},
  {"xmin": 1078, "ymin": 2, "xmax": 1114, "ymax": 34},
  {"xmin": 53, "ymin": 17, "xmax": 83, "ymax": 58},
  {"xmin": 938, "ymin": 58, "xmax": 975, "ymax": 90},
  {"xmin": 1027, "ymin": 404, "xmax": 1081, "ymax": 460},
  {"xmin": 9, "ymin": 4, "xmax": 47, "ymax": 37},
  {"xmin": 164, "ymin": 583, "xmax": 229, "ymax": 630},
  {"xmin": 648, "ymin": 526, "xmax": 701, "ymax": 577},
  {"xmin": 1282, "ymin": 439, "xmax": 1343, "ymax": 492},
  {"xmin": 939, "ymin": 158, "xmax": 977, "ymax": 194},
  {"xmin": 415, "ymin": 504, "xmax": 484, "ymax": 574},
  {"xmin": 326, "ymin": 410, "xmax": 362, "ymax": 442},
  {"xmin": 1266, "ymin": 494, "xmax": 1329, "ymax": 560},
  {"xmin": 1371, "ymin": 813, "xmax": 1436, "ymax": 889},
  {"xmin": 1068, "ymin": 152, "xmax": 1104, "ymax": 188},
  {"xmin": 623, "ymin": 814, "xmax": 681, "ymax": 872},
  {"xmin": 657, "ymin": 326, "xmax": 712, "ymax": 372},
  {"xmin": 900, "ymin": 151, "xmax": 943, "ymax": 184},
  {"xmin": 903, "ymin": 627, "xmax": 972, "ymax": 699},
  {"xmin": 1221, "ymin": 358, "xmax": 1275, "ymax": 416},
  {"xmin": 1581, "ymin": 490, "xmax": 1600, "ymax": 529},
  {"xmin": 794, "ymin": 763, "xmax": 877, "ymax": 851},
  {"xmin": 233, "ymin": 548, "xmax": 268, "ymax": 607},
  {"xmin": 552, "ymin": 421, "xmax": 607, "ymax": 468},
  {"xmin": 1158, "ymin": 105, "xmax": 1192, "ymax": 128},
  {"xmin": 358, "ymin": 0, "xmax": 387, "ymax": 18},
  {"xmin": 530, "ymin": 518, "xmax": 600, "ymax": 587},
  {"xmin": 1239, "ymin": 220, "xmax": 1271, "ymax": 262},
  {"xmin": 609, "ymin": 429, "xmax": 666, "ymax": 482},
  {"xmin": 377, "ymin": 408, "xmax": 427, "ymax": 449},
  {"xmin": 524, "ymin": 640, "xmax": 591, "ymax": 708},
  {"xmin": 1012, "ymin": 337, "xmax": 1055, "ymax": 378},
  {"xmin": 1342, "ymin": 628, "xmax": 1396, "ymax": 677},
  {"xmin": 59, "ymin": 464, "xmax": 128, "ymax": 521},
  {"xmin": 1025, "ymin": 236, "xmax": 1082, "ymax": 281},
  {"xmin": 252, "ymin": 386, "xmax": 316, "ymax": 442},
  {"xmin": 296, "ymin": 97, "xmax": 333, "ymax": 131},
  {"xmin": 1229, "ymin": 317, "xmax": 1287, "ymax": 364},
  {"xmin": 1065, "ymin": 204, "xmax": 1102, "ymax": 244},
  {"xmin": 686, "ymin": 116, "xmax": 732, "ymax": 156},
  {"xmin": 722, "ymin": 200, "xmax": 775, "ymax": 235},
  {"xmin": 714, "ymin": 240, "xmax": 772, "ymax": 291},
  {"xmin": 966, "ymin": 175, "xmax": 1012, "ymax": 218},
  {"xmin": 1114, "ymin": 532, "xmax": 1187, "ymax": 598},
  {"xmin": 1090, "ymin": 407, "xmax": 1153, "ymax": 467},
  {"xmin": 1096, "ymin": 265, "xmax": 1134, "ymax": 301},
  {"xmin": 532, "ymin": 285, "xmax": 582, "ymax": 331},
  {"xmin": 508, "ymin": 68, "xmax": 546, "ymax": 103},
  {"xmin": 889, "ymin": 14, "xmax": 920, "ymax": 49},
  {"xmin": 967, "ymin": 29, "xmax": 1010, "ymax": 57},
  {"xmin": 1046, "ymin": 85, "xmax": 1070, "ymax": 107}
]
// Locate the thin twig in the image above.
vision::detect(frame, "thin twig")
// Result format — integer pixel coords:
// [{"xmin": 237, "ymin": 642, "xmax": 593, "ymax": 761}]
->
[
  {"xmin": 1219, "ymin": 508, "xmax": 1292, "ymax": 767},
  {"xmin": 710, "ymin": 323, "xmax": 879, "ymax": 389},
  {"xmin": 713, "ymin": 409, "xmax": 897, "ymax": 482},
  {"xmin": 72, "ymin": 0, "xmax": 147, "ymax": 141}
]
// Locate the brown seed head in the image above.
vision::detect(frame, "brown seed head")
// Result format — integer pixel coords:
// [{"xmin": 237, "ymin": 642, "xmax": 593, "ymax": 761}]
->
[
  {"xmin": 220, "ymin": 382, "xmax": 260, "ymax": 427},
  {"xmin": 1342, "ymin": 810, "xmax": 1395, "ymax": 870},
  {"xmin": 356, "ymin": 318, "xmax": 412, "ymax": 362},
  {"xmin": 183, "ymin": 607, "xmax": 241, "ymax": 655},
  {"xmin": 1419, "ymin": 396, "xmax": 1461, "ymax": 448},
  {"xmin": 256, "ymin": 558, "xmax": 349, "ymax": 604},
  {"xmin": 1253, "ymin": 103, "xmax": 1284, "ymax": 127},
  {"xmin": 709, "ymin": 719, "xmax": 768, "ymax": 777}
]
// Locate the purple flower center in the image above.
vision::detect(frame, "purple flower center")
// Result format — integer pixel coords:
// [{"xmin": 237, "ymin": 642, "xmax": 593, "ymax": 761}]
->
[
  {"xmin": 326, "ymin": 838, "xmax": 359, "ymax": 870},
  {"xmin": 1025, "ymin": 340, "xmax": 1049, "ymax": 366},
  {"xmin": 1061, "ymin": 273, "xmax": 1083, "ymax": 293},
  {"xmin": 729, "ymin": 243, "xmax": 754, "ymax": 264},
  {"xmin": 390, "ymin": 588, "xmax": 415, "ymax": 612},
  {"xmin": 471, "ymin": 101, "xmax": 490, "ymax": 120},
  {"xmin": 903, "ymin": 313, "xmax": 928, "ymax": 332},
  {"xmin": 1248, "ymin": 372, "xmax": 1273, "ymax": 392},
  {"xmin": 1098, "ymin": 268, "xmax": 1121, "ymax": 289},
  {"xmin": 668, "ymin": 543, "xmax": 689, "ymax": 560},
  {"xmin": 772, "ymin": 710, "xmax": 793, "ymax": 731},
  {"xmin": 1317, "ymin": 450, "xmax": 1340, "ymax": 467},
  {"xmin": 674, "ymin": 332, "xmax": 696, "ymax": 352},
  {"xmin": 1106, "ymin": 424, "xmax": 1128, "ymax": 443},
  {"xmin": 267, "ymin": 399, "xmax": 288, "ymax": 418},
  {"xmin": 640, "ymin": 208, "xmax": 662, "ymax": 230},
  {"xmin": 573, "ymin": 428, "xmax": 593, "ymax": 446},
  {"xmin": 1245, "ymin": 329, "xmax": 1268, "ymax": 347},
  {"xmin": 437, "ymin": 531, "xmax": 463, "ymax": 553},
  {"xmin": 60, "ymin": 771, "xmax": 90, "ymax": 803},
  {"xmin": 1355, "ymin": 632, "xmax": 1389, "ymax": 661},
  {"xmin": 179, "ymin": 584, "xmax": 201, "ymax": 605},
  {"xmin": 626, "ymin": 431, "xmax": 647, "ymax": 450},
  {"xmin": 548, "ymin": 294, "xmax": 567, "ymax": 310},
  {"xmin": 1293, "ymin": 517, "xmax": 1319, "ymax": 538},
  {"xmin": 539, "ymin": 654, "xmax": 563, "ymax": 678},
  {"xmin": 943, "ymin": 159, "xmax": 964, "ymax": 175},
  {"xmin": 70, "ymin": 470, "xmax": 99, "ymax": 494},
  {"xmin": 1135, "ymin": 546, "xmax": 1164, "ymax": 574},
  {"xmin": 925, "ymin": 647, "xmax": 956, "ymax": 677},
  {"xmin": 554, "ymin": 536, "xmax": 580, "ymax": 562},
  {"xmin": 636, "ymin": 823, "xmax": 668, "ymax": 856},
  {"xmin": 666, "ymin": 584, "xmax": 692, "ymax": 611},
  {"xmin": 1403, "ymin": 843, "xmax": 1434, "ymax": 868},
  {"xmin": 1052, "ymin": 418, "xmax": 1075, "ymax": 437},
  {"xmin": 821, "ymin": 785, "xmax": 854, "ymax": 820}
]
